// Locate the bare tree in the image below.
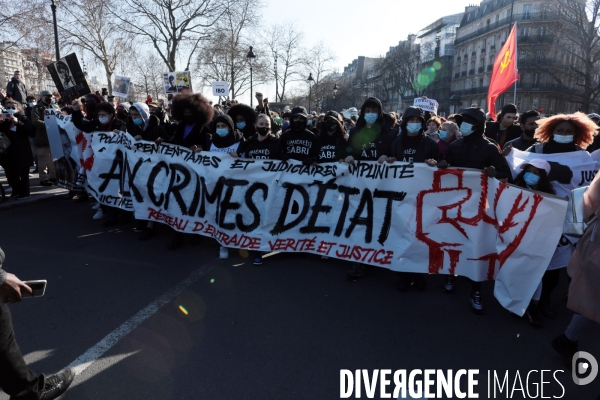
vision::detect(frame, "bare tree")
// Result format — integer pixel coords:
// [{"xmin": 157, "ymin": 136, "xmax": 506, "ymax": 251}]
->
[
  {"xmin": 543, "ymin": 0, "xmax": 600, "ymax": 112},
  {"xmin": 304, "ymin": 41, "xmax": 336, "ymax": 109},
  {"xmin": 380, "ymin": 43, "xmax": 425, "ymax": 102},
  {"xmin": 111, "ymin": 0, "xmax": 223, "ymax": 71},
  {"xmin": 131, "ymin": 52, "xmax": 165, "ymax": 100},
  {"xmin": 195, "ymin": 0, "xmax": 267, "ymax": 99},
  {"xmin": 58, "ymin": 0, "xmax": 132, "ymax": 94},
  {"xmin": 262, "ymin": 23, "xmax": 306, "ymax": 102}
]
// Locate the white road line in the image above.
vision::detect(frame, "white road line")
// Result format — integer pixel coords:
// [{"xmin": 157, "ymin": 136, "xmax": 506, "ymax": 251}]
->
[{"xmin": 65, "ymin": 261, "xmax": 217, "ymax": 377}]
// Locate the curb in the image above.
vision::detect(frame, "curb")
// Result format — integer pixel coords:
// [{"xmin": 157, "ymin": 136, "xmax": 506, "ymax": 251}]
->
[{"xmin": 0, "ymin": 190, "xmax": 69, "ymax": 212}]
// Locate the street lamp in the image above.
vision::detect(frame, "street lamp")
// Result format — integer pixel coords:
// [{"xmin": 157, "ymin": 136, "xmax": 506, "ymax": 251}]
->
[
  {"xmin": 307, "ymin": 73, "xmax": 314, "ymax": 113},
  {"xmin": 247, "ymin": 46, "xmax": 256, "ymax": 107},
  {"xmin": 50, "ymin": 0, "xmax": 60, "ymax": 60},
  {"xmin": 333, "ymin": 84, "xmax": 338, "ymax": 111},
  {"xmin": 274, "ymin": 53, "xmax": 278, "ymax": 103}
]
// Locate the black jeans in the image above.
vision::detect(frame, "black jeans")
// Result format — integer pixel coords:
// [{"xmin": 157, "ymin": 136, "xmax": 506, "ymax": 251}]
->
[{"xmin": 0, "ymin": 303, "xmax": 43, "ymax": 399}]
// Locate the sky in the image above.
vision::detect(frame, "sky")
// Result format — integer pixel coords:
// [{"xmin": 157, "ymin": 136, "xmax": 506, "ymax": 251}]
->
[{"xmin": 239, "ymin": 0, "xmax": 476, "ymax": 105}]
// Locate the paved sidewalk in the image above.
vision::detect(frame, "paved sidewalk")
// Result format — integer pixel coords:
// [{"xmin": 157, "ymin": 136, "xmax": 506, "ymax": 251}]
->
[{"xmin": 0, "ymin": 167, "xmax": 69, "ymax": 210}]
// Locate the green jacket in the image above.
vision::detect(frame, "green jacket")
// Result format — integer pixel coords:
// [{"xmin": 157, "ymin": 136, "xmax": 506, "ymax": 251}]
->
[{"xmin": 31, "ymin": 102, "xmax": 59, "ymax": 147}]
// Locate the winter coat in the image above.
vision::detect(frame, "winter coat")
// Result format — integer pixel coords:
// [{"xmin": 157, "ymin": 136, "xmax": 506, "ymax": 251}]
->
[
  {"xmin": 208, "ymin": 114, "xmax": 244, "ymax": 153},
  {"xmin": 0, "ymin": 113, "xmax": 34, "ymax": 168},
  {"xmin": 445, "ymin": 129, "xmax": 511, "ymax": 180},
  {"xmin": 71, "ymin": 109, "xmax": 126, "ymax": 133},
  {"xmin": 172, "ymin": 121, "xmax": 211, "ymax": 150},
  {"xmin": 503, "ymin": 135, "xmax": 537, "ymax": 151},
  {"xmin": 238, "ymin": 134, "xmax": 279, "ymax": 159},
  {"xmin": 391, "ymin": 133, "xmax": 439, "ymax": 163},
  {"xmin": 567, "ymin": 171, "xmax": 600, "ymax": 323},
  {"xmin": 526, "ymin": 141, "xmax": 584, "ymax": 154},
  {"xmin": 437, "ymin": 135, "xmax": 457, "ymax": 160},
  {"xmin": 6, "ymin": 77, "xmax": 28, "ymax": 104},
  {"xmin": 31, "ymin": 102, "xmax": 59, "ymax": 147},
  {"xmin": 227, "ymin": 103, "xmax": 258, "ymax": 140},
  {"xmin": 348, "ymin": 98, "xmax": 396, "ymax": 161},
  {"xmin": 127, "ymin": 114, "xmax": 167, "ymax": 142},
  {"xmin": 485, "ymin": 122, "xmax": 522, "ymax": 148}
]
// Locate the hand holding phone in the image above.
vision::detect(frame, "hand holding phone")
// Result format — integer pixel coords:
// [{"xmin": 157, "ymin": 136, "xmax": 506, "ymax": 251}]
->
[{"xmin": 21, "ymin": 280, "xmax": 47, "ymax": 298}]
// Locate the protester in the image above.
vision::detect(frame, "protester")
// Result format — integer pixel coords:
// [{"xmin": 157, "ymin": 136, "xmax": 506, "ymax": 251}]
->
[
  {"xmin": 525, "ymin": 113, "xmax": 597, "ymax": 318},
  {"xmin": 485, "ymin": 103, "xmax": 522, "ymax": 148},
  {"xmin": 116, "ymin": 102, "xmax": 130, "ymax": 124},
  {"xmin": 164, "ymin": 93, "xmax": 213, "ymax": 250},
  {"xmin": 31, "ymin": 90, "xmax": 59, "ymax": 186},
  {"xmin": 236, "ymin": 114, "xmax": 279, "ymax": 160},
  {"xmin": 424, "ymin": 116, "xmax": 441, "ymax": 141},
  {"xmin": 344, "ymin": 98, "xmax": 397, "ymax": 278},
  {"xmin": 437, "ymin": 121, "xmax": 459, "ymax": 160},
  {"xmin": 438, "ymin": 107, "xmax": 511, "ymax": 313},
  {"xmin": 5, "ymin": 71, "xmax": 27, "ymax": 104},
  {"xmin": 227, "ymin": 102, "xmax": 257, "ymax": 140},
  {"xmin": 316, "ymin": 111, "xmax": 348, "ymax": 163},
  {"xmin": 502, "ymin": 110, "xmax": 540, "ymax": 153},
  {"xmin": 277, "ymin": 106, "xmax": 318, "ymax": 164},
  {"xmin": 512, "ymin": 159, "xmax": 556, "ymax": 326},
  {"xmin": 388, "ymin": 106, "xmax": 439, "ymax": 290},
  {"xmin": 585, "ymin": 113, "xmax": 600, "ymax": 153},
  {"xmin": 127, "ymin": 102, "xmax": 166, "ymax": 143},
  {"xmin": 551, "ymin": 170, "xmax": 599, "ymax": 361},
  {"xmin": 0, "ymin": 247, "xmax": 74, "ymax": 399},
  {"xmin": 0, "ymin": 100, "xmax": 34, "ymax": 199}
]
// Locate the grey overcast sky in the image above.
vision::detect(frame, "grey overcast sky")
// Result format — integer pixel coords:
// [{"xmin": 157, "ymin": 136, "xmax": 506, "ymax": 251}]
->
[{"xmin": 235, "ymin": 0, "xmax": 477, "ymax": 104}]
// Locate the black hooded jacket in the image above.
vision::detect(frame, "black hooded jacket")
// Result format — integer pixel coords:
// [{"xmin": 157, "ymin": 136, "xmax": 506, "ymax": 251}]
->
[
  {"xmin": 391, "ymin": 112, "xmax": 439, "ymax": 163},
  {"xmin": 126, "ymin": 114, "xmax": 167, "ymax": 142},
  {"xmin": 347, "ymin": 97, "xmax": 396, "ymax": 160},
  {"xmin": 445, "ymin": 124, "xmax": 511, "ymax": 180},
  {"xmin": 0, "ymin": 112, "xmax": 34, "ymax": 168},
  {"xmin": 172, "ymin": 120, "xmax": 211, "ymax": 150},
  {"xmin": 239, "ymin": 133, "xmax": 279, "ymax": 159},
  {"xmin": 227, "ymin": 104, "xmax": 257, "ymax": 140},
  {"xmin": 277, "ymin": 118, "xmax": 318, "ymax": 164},
  {"xmin": 485, "ymin": 121, "xmax": 522, "ymax": 148},
  {"xmin": 316, "ymin": 117, "xmax": 348, "ymax": 163},
  {"xmin": 209, "ymin": 114, "xmax": 244, "ymax": 153}
]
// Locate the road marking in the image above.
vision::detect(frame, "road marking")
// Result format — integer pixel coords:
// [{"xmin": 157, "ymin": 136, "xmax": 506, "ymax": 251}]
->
[{"xmin": 64, "ymin": 261, "xmax": 217, "ymax": 378}]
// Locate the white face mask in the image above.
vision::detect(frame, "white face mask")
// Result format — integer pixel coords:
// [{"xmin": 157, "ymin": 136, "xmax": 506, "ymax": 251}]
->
[
  {"xmin": 553, "ymin": 134, "xmax": 574, "ymax": 144},
  {"xmin": 98, "ymin": 116, "xmax": 110, "ymax": 125}
]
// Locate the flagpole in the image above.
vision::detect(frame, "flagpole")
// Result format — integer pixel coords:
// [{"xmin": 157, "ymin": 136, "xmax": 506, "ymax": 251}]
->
[
  {"xmin": 514, "ymin": 21, "xmax": 518, "ymax": 104},
  {"xmin": 507, "ymin": 0, "xmax": 516, "ymax": 105}
]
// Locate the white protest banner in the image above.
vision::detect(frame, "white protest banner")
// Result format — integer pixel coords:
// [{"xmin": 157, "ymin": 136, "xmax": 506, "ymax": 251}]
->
[
  {"xmin": 112, "ymin": 75, "xmax": 131, "ymax": 98},
  {"xmin": 505, "ymin": 148, "xmax": 600, "ymax": 197},
  {"xmin": 212, "ymin": 81, "xmax": 229, "ymax": 97},
  {"xmin": 44, "ymin": 110, "xmax": 86, "ymax": 191},
  {"xmin": 85, "ymin": 132, "xmax": 569, "ymax": 315},
  {"xmin": 163, "ymin": 71, "xmax": 192, "ymax": 95},
  {"xmin": 413, "ymin": 97, "xmax": 438, "ymax": 114}
]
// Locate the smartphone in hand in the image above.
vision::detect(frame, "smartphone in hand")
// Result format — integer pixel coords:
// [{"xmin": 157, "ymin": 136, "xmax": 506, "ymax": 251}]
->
[{"xmin": 22, "ymin": 280, "xmax": 47, "ymax": 298}]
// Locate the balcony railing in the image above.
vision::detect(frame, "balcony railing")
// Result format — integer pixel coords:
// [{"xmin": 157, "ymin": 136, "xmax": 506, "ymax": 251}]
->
[
  {"xmin": 450, "ymin": 86, "xmax": 490, "ymax": 96},
  {"xmin": 455, "ymin": 11, "xmax": 558, "ymax": 46},
  {"xmin": 517, "ymin": 34, "xmax": 555, "ymax": 44}
]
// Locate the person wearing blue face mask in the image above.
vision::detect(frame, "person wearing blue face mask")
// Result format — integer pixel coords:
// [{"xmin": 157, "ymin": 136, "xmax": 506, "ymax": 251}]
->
[
  {"xmin": 512, "ymin": 159, "xmax": 556, "ymax": 327},
  {"xmin": 347, "ymin": 97, "xmax": 396, "ymax": 164},
  {"xmin": 388, "ymin": 106, "xmax": 439, "ymax": 291},
  {"xmin": 209, "ymin": 114, "xmax": 245, "ymax": 259},
  {"xmin": 526, "ymin": 113, "xmax": 596, "ymax": 155},
  {"xmin": 227, "ymin": 103, "xmax": 257, "ymax": 140},
  {"xmin": 437, "ymin": 107, "xmax": 512, "ymax": 314}
]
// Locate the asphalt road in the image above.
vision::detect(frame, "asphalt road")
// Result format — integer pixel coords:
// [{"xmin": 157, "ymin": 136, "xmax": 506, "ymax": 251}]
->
[{"xmin": 0, "ymin": 199, "xmax": 598, "ymax": 399}]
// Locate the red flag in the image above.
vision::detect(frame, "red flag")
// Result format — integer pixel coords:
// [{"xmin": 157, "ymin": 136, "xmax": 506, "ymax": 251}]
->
[{"xmin": 487, "ymin": 23, "xmax": 518, "ymax": 120}]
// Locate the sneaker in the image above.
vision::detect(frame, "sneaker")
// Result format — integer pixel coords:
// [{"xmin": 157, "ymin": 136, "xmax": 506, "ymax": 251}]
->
[
  {"xmin": 253, "ymin": 253, "xmax": 263, "ymax": 266},
  {"xmin": 38, "ymin": 368, "xmax": 74, "ymax": 400},
  {"xmin": 396, "ymin": 273, "xmax": 412, "ymax": 292},
  {"xmin": 73, "ymin": 193, "xmax": 89, "ymax": 203},
  {"xmin": 470, "ymin": 291, "xmax": 484, "ymax": 314},
  {"xmin": 444, "ymin": 275, "xmax": 456, "ymax": 293},
  {"xmin": 92, "ymin": 203, "xmax": 101, "ymax": 210},
  {"xmin": 346, "ymin": 262, "xmax": 365, "ymax": 279},
  {"xmin": 551, "ymin": 334, "xmax": 578, "ymax": 360},
  {"xmin": 538, "ymin": 300, "xmax": 557, "ymax": 319},
  {"xmin": 39, "ymin": 180, "xmax": 53, "ymax": 187},
  {"xmin": 138, "ymin": 228, "xmax": 155, "ymax": 241},
  {"xmin": 413, "ymin": 274, "xmax": 426, "ymax": 291},
  {"xmin": 16, "ymin": 194, "xmax": 31, "ymax": 200},
  {"xmin": 219, "ymin": 246, "xmax": 229, "ymax": 259},
  {"xmin": 93, "ymin": 208, "xmax": 105, "ymax": 220},
  {"xmin": 525, "ymin": 303, "xmax": 543, "ymax": 327}
]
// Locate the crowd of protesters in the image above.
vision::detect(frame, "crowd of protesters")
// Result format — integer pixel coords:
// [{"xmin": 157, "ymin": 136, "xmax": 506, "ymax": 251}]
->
[{"xmin": 1, "ymin": 69, "xmax": 600, "ymax": 375}]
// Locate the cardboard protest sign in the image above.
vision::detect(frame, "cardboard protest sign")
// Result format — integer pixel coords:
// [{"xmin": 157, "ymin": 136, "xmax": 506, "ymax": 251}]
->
[
  {"xmin": 212, "ymin": 81, "xmax": 229, "ymax": 97},
  {"xmin": 112, "ymin": 75, "xmax": 131, "ymax": 98},
  {"xmin": 47, "ymin": 53, "xmax": 91, "ymax": 103},
  {"xmin": 163, "ymin": 71, "xmax": 192, "ymax": 94},
  {"xmin": 44, "ymin": 109, "xmax": 85, "ymax": 191},
  {"xmin": 85, "ymin": 132, "xmax": 569, "ymax": 315},
  {"xmin": 413, "ymin": 97, "xmax": 438, "ymax": 114}
]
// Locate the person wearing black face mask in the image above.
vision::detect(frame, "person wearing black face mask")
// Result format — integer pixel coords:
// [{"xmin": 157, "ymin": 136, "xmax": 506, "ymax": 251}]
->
[
  {"xmin": 316, "ymin": 111, "xmax": 348, "ymax": 163},
  {"xmin": 235, "ymin": 114, "xmax": 279, "ymax": 160},
  {"xmin": 277, "ymin": 107, "xmax": 318, "ymax": 165},
  {"xmin": 502, "ymin": 110, "xmax": 540, "ymax": 153}
]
